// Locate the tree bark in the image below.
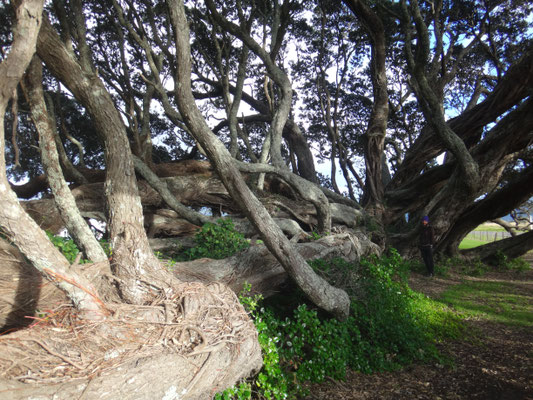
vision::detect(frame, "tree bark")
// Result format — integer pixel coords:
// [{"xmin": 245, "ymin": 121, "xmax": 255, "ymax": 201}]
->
[
  {"xmin": 23, "ymin": 56, "xmax": 108, "ymax": 263},
  {"xmin": 132, "ymin": 155, "xmax": 212, "ymax": 227},
  {"xmin": 167, "ymin": 0, "xmax": 350, "ymax": 319},
  {"xmin": 174, "ymin": 232, "xmax": 380, "ymax": 297},
  {"xmin": 0, "ymin": 0, "xmax": 104, "ymax": 319},
  {"xmin": 462, "ymin": 230, "xmax": 533, "ymax": 264},
  {"xmin": 0, "ymin": 238, "xmax": 67, "ymax": 331},
  {"xmin": 401, "ymin": 0, "xmax": 480, "ymax": 198},
  {"xmin": 343, "ymin": 0, "xmax": 389, "ymax": 215},
  {"xmin": 438, "ymin": 165, "xmax": 533, "ymax": 255},
  {"xmin": 204, "ymin": 0, "xmax": 292, "ymax": 169},
  {"xmin": 390, "ymin": 42, "xmax": 533, "ymax": 189},
  {"xmin": 36, "ymin": 15, "xmax": 167, "ymax": 304}
]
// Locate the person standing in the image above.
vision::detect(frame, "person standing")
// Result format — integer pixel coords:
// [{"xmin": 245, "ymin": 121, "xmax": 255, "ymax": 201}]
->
[{"xmin": 419, "ymin": 216, "xmax": 435, "ymax": 277}]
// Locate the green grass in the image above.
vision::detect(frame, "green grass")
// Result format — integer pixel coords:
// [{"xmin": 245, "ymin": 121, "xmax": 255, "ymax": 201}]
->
[
  {"xmin": 439, "ymin": 280, "xmax": 533, "ymax": 328},
  {"xmin": 459, "ymin": 237, "xmax": 490, "ymax": 249},
  {"xmin": 473, "ymin": 223, "xmax": 506, "ymax": 232}
]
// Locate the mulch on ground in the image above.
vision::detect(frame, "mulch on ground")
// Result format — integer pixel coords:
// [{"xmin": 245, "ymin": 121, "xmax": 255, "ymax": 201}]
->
[{"xmin": 304, "ymin": 269, "xmax": 533, "ymax": 400}]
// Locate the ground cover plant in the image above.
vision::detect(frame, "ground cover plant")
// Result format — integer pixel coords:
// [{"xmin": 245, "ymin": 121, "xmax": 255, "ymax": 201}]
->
[
  {"xmin": 177, "ymin": 218, "xmax": 250, "ymax": 261},
  {"xmin": 306, "ymin": 265, "xmax": 533, "ymax": 399},
  {"xmin": 216, "ymin": 250, "xmax": 465, "ymax": 399}
]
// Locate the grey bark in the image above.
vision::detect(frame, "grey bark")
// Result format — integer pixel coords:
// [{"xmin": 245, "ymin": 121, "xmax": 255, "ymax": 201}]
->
[
  {"xmin": 174, "ymin": 232, "xmax": 381, "ymax": 298},
  {"xmin": 204, "ymin": 0, "xmax": 292, "ymax": 169},
  {"xmin": 235, "ymin": 160, "xmax": 332, "ymax": 233},
  {"xmin": 36, "ymin": 14, "xmax": 168, "ymax": 304},
  {"xmin": 401, "ymin": 0, "xmax": 480, "ymax": 198},
  {"xmin": 24, "ymin": 56, "xmax": 108, "ymax": 263},
  {"xmin": 132, "ymin": 155, "xmax": 212, "ymax": 227},
  {"xmin": 0, "ymin": 0, "xmax": 104, "ymax": 318},
  {"xmin": 167, "ymin": 0, "xmax": 350, "ymax": 319},
  {"xmin": 344, "ymin": 0, "xmax": 389, "ymax": 213}
]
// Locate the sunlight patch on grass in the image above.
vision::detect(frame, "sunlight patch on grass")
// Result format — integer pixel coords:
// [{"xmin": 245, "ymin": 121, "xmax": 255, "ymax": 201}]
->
[
  {"xmin": 409, "ymin": 291, "xmax": 467, "ymax": 341},
  {"xmin": 459, "ymin": 238, "xmax": 489, "ymax": 249},
  {"xmin": 439, "ymin": 281, "xmax": 533, "ymax": 327}
]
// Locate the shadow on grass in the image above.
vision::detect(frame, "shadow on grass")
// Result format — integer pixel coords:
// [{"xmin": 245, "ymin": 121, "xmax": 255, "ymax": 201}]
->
[{"xmin": 438, "ymin": 280, "xmax": 533, "ymax": 327}]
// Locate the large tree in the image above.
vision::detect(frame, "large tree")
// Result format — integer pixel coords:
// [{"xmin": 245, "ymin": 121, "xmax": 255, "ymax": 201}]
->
[{"xmin": 1, "ymin": 0, "xmax": 532, "ymax": 397}]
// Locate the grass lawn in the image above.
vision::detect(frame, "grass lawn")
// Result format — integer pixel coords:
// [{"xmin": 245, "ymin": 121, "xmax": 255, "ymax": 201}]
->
[
  {"xmin": 459, "ymin": 237, "xmax": 490, "ymax": 249},
  {"xmin": 439, "ymin": 279, "xmax": 533, "ymax": 328},
  {"xmin": 472, "ymin": 223, "xmax": 506, "ymax": 232}
]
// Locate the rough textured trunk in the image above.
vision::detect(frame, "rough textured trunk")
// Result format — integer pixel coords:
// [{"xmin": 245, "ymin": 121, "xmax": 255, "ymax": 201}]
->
[
  {"xmin": 37, "ymin": 16, "xmax": 167, "ymax": 304},
  {"xmin": 235, "ymin": 161, "xmax": 332, "ymax": 233},
  {"xmin": 390, "ymin": 43, "xmax": 533, "ymax": 189},
  {"xmin": 0, "ymin": 0, "xmax": 104, "ymax": 318},
  {"xmin": 284, "ymin": 119, "xmax": 318, "ymax": 183},
  {"xmin": 174, "ymin": 232, "xmax": 380, "ymax": 297},
  {"xmin": 344, "ymin": 0, "xmax": 389, "ymax": 216},
  {"xmin": 167, "ymin": 0, "xmax": 350, "ymax": 319},
  {"xmin": 462, "ymin": 230, "xmax": 533, "ymax": 264},
  {"xmin": 0, "ymin": 190, "xmax": 106, "ymax": 318},
  {"xmin": 0, "ymin": 280, "xmax": 262, "ymax": 400},
  {"xmin": 132, "ymin": 155, "xmax": 211, "ymax": 227},
  {"xmin": 386, "ymin": 95, "xmax": 533, "ymax": 253},
  {"xmin": 402, "ymin": 0, "xmax": 481, "ymax": 202},
  {"xmin": 24, "ymin": 56, "xmax": 108, "ymax": 263},
  {"xmin": 437, "ymin": 165, "xmax": 533, "ymax": 255},
  {"xmin": 21, "ymin": 165, "xmax": 364, "ymax": 239},
  {"xmin": 0, "ymin": 238, "xmax": 67, "ymax": 331}
]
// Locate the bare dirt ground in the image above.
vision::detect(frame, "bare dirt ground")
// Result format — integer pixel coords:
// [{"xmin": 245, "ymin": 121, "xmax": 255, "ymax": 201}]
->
[{"xmin": 304, "ymin": 267, "xmax": 533, "ymax": 400}]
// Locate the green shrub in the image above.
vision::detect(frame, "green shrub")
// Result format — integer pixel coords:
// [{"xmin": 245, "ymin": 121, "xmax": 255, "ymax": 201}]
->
[
  {"xmin": 47, "ymin": 232, "xmax": 113, "ymax": 262},
  {"xmin": 178, "ymin": 218, "xmax": 249, "ymax": 261},
  {"xmin": 494, "ymin": 251, "xmax": 531, "ymax": 272},
  {"xmin": 217, "ymin": 250, "xmax": 464, "ymax": 399},
  {"xmin": 46, "ymin": 232, "xmax": 84, "ymax": 263},
  {"xmin": 352, "ymin": 249, "xmax": 442, "ymax": 370},
  {"xmin": 433, "ymin": 255, "xmax": 488, "ymax": 277}
]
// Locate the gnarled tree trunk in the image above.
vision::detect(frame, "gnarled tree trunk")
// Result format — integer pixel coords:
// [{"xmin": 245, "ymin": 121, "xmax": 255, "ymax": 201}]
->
[
  {"xmin": 36, "ymin": 15, "xmax": 168, "ymax": 304},
  {"xmin": 167, "ymin": 0, "xmax": 350, "ymax": 319},
  {"xmin": 0, "ymin": 0, "xmax": 104, "ymax": 319}
]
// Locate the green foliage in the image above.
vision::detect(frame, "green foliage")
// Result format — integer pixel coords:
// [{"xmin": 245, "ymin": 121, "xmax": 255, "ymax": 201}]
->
[
  {"xmin": 217, "ymin": 250, "xmax": 465, "ymax": 399},
  {"xmin": 47, "ymin": 232, "xmax": 113, "ymax": 263},
  {"xmin": 352, "ymin": 249, "xmax": 446, "ymax": 371},
  {"xmin": 46, "ymin": 232, "xmax": 84, "ymax": 263},
  {"xmin": 309, "ymin": 231, "xmax": 323, "ymax": 241},
  {"xmin": 214, "ymin": 382, "xmax": 252, "ymax": 400},
  {"xmin": 431, "ymin": 252, "xmax": 530, "ymax": 277},
  {"xmin": 493, "ymin": 251, "xmax": 531, "ymax": 272},
  {"xmin": 178, "ymin": 218, "xmax": 249, "ymax": 261},
  {"xmin": 99, "ymin": 239, "xmax": 112, "ymax": 258}
]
